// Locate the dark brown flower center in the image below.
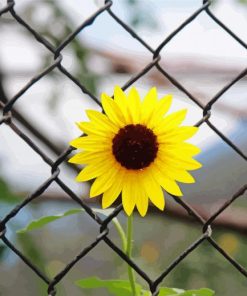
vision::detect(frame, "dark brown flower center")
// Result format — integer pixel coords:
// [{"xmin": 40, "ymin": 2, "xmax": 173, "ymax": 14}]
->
[{"xmin": 112, "ymin": 124, "xmax": 158, "ymax": 170}]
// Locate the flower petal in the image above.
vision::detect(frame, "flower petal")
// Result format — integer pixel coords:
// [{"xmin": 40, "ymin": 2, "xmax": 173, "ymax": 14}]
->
[
  {"xmin": 122, "ymin": 174, "xmax": 136, "ymax": 216},
  {"xmin": 152, "ymin": 164, "xmax": 183, "ymax": 196},
  {"xmin": 154, "ymin": 109, "xmax": 187, "ymax": 134},
  {"xmin": 148, "ymin": 94, "xmax": 172, "ymax": 128},
  {"xmin": 142, "ymin": 170, "xmax": 165, "ymax": 211},
  {"xmin": 141, "ymin": 87, "xmax": 158, "ymax": 124},
  {"xmin": 101, "ymin": 93, "xmax": 125, "ymax": 127},
  {"xmin": 70, "ymin": 136, "xmax": 109, "ymax": 151},
  {"xmin": 69, "ymin": 151, "xmax": 112, "ymax": 165},
  {"xmin": 158, "ymin": 126, "xmax": 198, "ymax": 143},
  {"xmin": 158, "ymin": 154, "xmax": 202, "ymax": 171},
  {"xmin": 162, "ymin": 142, "xmax": 201, "ymax": 156},
  {"xmin": 114, "ymin": 86, "xmax": 131, "ymax": 123},
  {"xmin": 170, "ymin": 169, "xmax": 195, "ymax": 184},
  {"xmin": 86, "ymin": 110, "xmax": 119, "ymax": 133},
  {"xmin": 127, "ymin": 87, "xmax": 141, "ymax": 124},
  {"xmin": 154, "ymin": 156, "xmax": 196, "ymax": 183},
  {"xmin": 90, "ymin": 166, "xmax": 120, "ymax": 197},
  {"xmin": 135, "ymin": 186, "xmax": 149, "ymax": 217},
  {"xmin": 76, "ymin": 121, "xmax": 115, "ymax": 137},
  {"xmin": 76, "ymin": 161, "xmax": 113, "ymax": 182},
  {"xmin": 102, "ymin": 170, "xmax": 125, "ymax": 208}
]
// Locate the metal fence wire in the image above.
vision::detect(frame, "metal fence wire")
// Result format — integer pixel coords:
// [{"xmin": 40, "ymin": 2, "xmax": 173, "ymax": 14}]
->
[{"xmin": 0, "ymin": 0, "xmax": 247, "ymax": 295}]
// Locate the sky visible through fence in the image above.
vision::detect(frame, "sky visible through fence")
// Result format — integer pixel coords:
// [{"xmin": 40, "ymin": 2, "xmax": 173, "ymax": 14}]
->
[{"xmin": 0, "ymin": 0, "xmax": 247, "ymax": 295}]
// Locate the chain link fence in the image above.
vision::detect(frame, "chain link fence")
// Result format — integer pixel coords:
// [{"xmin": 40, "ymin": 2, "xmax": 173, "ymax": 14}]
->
[{"xmin": 0, "ymin": 0, "xmax": 247, "ymax": 295}]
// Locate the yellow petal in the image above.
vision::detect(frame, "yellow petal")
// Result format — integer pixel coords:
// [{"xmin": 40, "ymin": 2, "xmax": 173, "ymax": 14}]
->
[
  {"xmin": 147, "ymin": 94, "xmax": 172, "ymax": 128},
  {"xmin": 152, "ymin": 164, "xmax": 183, "ymax": 196},
  {"xmin": 127, "ymin": 87, "xmax": 141, "ymax": 124},
  {"xmin": 69, "ymin": 151, "xmax": 93, "ymax": 164},
  {"xmin": 76, "ymin": 161, "xmax": 113, "ymax": 182},
  {"xmin": 141, "ymin": 87, "xmax": 158, "ymax": 124},
  {"xmin": 159, "ymin": 148, "xmax": 199, "ymax": 163},
  {"xmin": 114, "ymin": 86, "xmax": 130, "ymax": 123},
  {"xmin": 90, "ymin": 166, "xmax": 120, "ymax": 197},
  {"xmin": 170, "ymin": 169, "xmax": 195, "ymax": 184},
  {"xmin": 141, "ymin": 170, "xmax": 165, "ymax": 211},
  {"xmin": 158, "ymin": 154, "xmax": 202, "ymax": 171},
  {"xmin": 69, "ymin": 151, "xmax": 112, "ymax": 165},
  {"xmin": 76, "ymin": 122, "xmax": 115, "ymax": 137},
  {"xmin": 102, "ymin": 169, "xmax": 125, "ymax": 208},
  {"xmin": 70, "ymin": 136, "xmax": 109, "ymax": 151},
  {"xmin": 122, "ymin": 174, "xmax": 136, "ymax": 216},
  {"xmin": 160, "ymin": 177, "xmax": 183, "ymax": 196},
  {"xmin": 135, "ymin": 186, "xmax": 149, "ymax": 217},
  {"xmin": 154, "ymin": 109, "xmax": 187, "ymax": 134},
  {"xmin": 161, "ymin": 142, "xmax": 201, "ymax": 156},
  {"xmin": 86, "ymin": 110, "xmax": 119, "ymax": 133},
  {"xmin": 101, "ymin": 93, "xmax": 125, "ymax": 127},
  {"xmin": 158, "ymin": 126, "xmax": 198, "ymax": 143},
  {"xmin": 114, "ymin": 85, "xmax": 126, "ymax": 102},
  {"xmin": 153, "ymin": 156, "xmax": 196, "ymax": 183}
]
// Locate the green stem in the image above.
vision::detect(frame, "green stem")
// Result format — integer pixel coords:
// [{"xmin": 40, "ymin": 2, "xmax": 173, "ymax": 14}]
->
[
  {"xmin": 112, "ymin": 215, "xmax": 137, "ymax": 295},
  {"xmin": 112, "ymin": 217, "xmax": 127, "ymax": 252},
  {"xmin": 126, "ymin": 214, "xmax": 137, "ymax": 296}
]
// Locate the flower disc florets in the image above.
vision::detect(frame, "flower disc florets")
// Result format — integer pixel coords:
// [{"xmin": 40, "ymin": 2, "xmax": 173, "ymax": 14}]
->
[{"xmin": 112, "ymin": 124, "xmax": 158, "ymax": 170}]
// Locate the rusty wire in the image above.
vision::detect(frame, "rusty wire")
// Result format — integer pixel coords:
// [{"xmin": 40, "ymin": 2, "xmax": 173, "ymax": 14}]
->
[{"xmin": 0, "ymin": 0, "xmax": 247, "ymax": 295}]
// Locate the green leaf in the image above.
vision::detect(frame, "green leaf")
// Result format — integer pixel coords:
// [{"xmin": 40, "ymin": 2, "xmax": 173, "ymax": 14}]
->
[
  {"xmin": 75, "ymin": 278, "xmax": 214, "ymax": 296},
  {"xmin": 17, "ymin": 209, "xmax": 83, "ymax": 233},
  {"xmin": 158, "ymin": 287, "xmax": 214, "ymax": 296},
  {"xmin": 158, "ymin": 287, "xmax": 184, "ymax": 295},
  {"xmin": 140, "ymin": 290, "xmax": 151, "ymax": 296},
  {"xmin": 16, "ymin": 208, "xmax": 115, "ymax": 234},
  {"xmin": 179, "ymin": 288, "xmax": 215, "ymax": 296},
  {"xmin": 75, "ymin": 277, "xmax": 142, "ymax": 296}
]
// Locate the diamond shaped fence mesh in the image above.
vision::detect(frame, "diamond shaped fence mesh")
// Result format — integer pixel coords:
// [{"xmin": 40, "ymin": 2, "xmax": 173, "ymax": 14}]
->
[{"xmin": 0, "ymin": 0, "xmax": 247, "ymax": 295}]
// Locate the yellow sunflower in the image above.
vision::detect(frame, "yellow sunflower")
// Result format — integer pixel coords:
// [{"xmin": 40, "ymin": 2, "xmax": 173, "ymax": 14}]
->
[{"xmin": 69, "ymin": 86, "xmax": 201, "ymax": 217}]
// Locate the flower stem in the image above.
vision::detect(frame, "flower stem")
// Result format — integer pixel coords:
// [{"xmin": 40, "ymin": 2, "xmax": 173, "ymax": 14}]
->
[
  {"xmin": 126, "ymin": 214, "xmax": 137, "ymax": 296},
  {"xmin": 112, "ymin": 217, "xmax": 127, "ymax": 252}
]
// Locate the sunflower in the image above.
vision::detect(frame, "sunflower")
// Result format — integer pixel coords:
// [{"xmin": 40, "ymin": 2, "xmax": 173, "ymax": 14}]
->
[{"xmin": 69, "ymin": 86, "xmax": 201, "ymax": 217}]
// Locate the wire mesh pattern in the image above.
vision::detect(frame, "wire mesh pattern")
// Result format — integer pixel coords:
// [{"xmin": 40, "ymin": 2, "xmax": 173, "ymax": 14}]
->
[{"xmin": 0, "ymin": 0, "xmax": 247, "ymax": 295}]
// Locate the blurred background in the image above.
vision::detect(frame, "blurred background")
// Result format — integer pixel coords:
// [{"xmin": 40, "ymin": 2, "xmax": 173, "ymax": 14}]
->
[{"xmin": 0, "ymin": 0, "xmax": 247, "ymax": 295}]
